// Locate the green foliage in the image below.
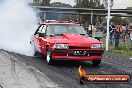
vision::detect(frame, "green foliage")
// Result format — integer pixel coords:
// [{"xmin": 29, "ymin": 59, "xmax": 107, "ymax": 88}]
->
[
  {"xmin": 47, "ymin": 2, "xmax": 76, "ymax": 20},
  {"xmin": 111, "ymin": 16, "xmax": 122, "ymax": 25},
  {"xmin": 75, "ymin": 0, "xmax": 104, "ymax": 9},
  {"xmin": 122, "ymin": 18, "xmax": 129, "ymax": 25},
  {"xmin": 32, "ymin": 0, "xmax": 51, "ymax": 6},
  {"xmin": 41, "ymin": 0, "xmax": 50, "ymax": 6},
  {"xmin": 50, "ymin": 2, "xmax": 72, "ymax": 7},
  {"xmin": 32, "ymin": 0, "xmax": 50, "ymax": 6},
  {"xmin": 74, "ymin": 0, "xmax": 105, "ymax": 24},
  {"xmin": 128, "ymin": 17, "xmax": 132, "ymax": 23},
  {"xmin": 111, "ymin": 16, "xmax": 129, "ymax": 25},
  {"xmin": 103, "ymin": 0, "xmax": 114, "ymax": 9}
]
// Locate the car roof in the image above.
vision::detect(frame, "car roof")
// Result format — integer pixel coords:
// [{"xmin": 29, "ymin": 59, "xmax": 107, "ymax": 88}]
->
[{"xmin": 40, "ymin": 22, "xmax": 81, "ymax": 26}]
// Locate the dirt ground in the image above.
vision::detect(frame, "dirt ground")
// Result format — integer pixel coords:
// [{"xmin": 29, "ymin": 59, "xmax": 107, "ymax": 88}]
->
[{"xmin": 0, "ymin": 50, "xmax": 132, "ymax": 88}]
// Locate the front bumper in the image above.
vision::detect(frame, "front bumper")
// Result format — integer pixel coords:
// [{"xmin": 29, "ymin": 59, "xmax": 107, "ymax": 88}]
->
[{"xmin": 51, "ymin": 49, "xmax": 104, "ymax": 61}]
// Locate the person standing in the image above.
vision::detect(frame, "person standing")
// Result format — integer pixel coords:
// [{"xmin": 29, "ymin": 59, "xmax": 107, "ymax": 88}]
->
[
  {"xmin": 114, "ymin": 25, "xmax": 122, "ymax": 49},
  {"xmin": 129, "ymin": 25, "xmax": 132, "ymax": 49},
  {"xmin": 109, "ymin": 24, "xmax": 115, "ymax": 45}
]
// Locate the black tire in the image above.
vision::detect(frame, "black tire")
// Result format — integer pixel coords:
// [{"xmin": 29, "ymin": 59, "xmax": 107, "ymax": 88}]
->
[
  {"xmin": 92, "ymin": 59, "xmax": 101, "ymax": 66},
  {"xmin": 46, "ymin": 48, "xmax": 54, "ymax": 65}
]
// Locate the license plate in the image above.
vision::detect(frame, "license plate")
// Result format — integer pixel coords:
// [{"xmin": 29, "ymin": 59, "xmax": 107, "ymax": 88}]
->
[{"xmin": 74, "ymin": 51, "xmax": 86, "ymax": 55}]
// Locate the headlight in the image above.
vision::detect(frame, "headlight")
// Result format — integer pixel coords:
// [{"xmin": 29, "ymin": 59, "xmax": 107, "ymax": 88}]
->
[
  {"xmin": 91, "ymin": 44, "xmax": 103, "ymax": 48},
  {"xmin": 53, "ymin": 44, "xmax": 69, "ymax": 49}
]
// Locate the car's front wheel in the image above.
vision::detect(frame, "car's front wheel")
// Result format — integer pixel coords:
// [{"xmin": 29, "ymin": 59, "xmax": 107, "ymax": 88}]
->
[
  {"xmin": 46, "ymin": 48, "xmax": 54, "ymax": 65},
  {"xmin": 92, "ymin": 59, "xmax": 101, "ymax": 66}
]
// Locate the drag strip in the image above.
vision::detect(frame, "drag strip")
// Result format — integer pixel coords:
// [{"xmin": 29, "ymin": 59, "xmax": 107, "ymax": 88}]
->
[
  {"xmin": 0, "ymin": 50, "xmax": 132, "ymax": 88},
  {"xmin": 0, "ymin": 50, "xmax": 59, "ymax": 88}
]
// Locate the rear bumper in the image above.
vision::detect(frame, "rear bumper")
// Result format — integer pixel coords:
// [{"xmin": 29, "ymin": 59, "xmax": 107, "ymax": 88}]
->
[{"xmin": 51, "ymin": 49, "xmax": 104, "ymax": 61}]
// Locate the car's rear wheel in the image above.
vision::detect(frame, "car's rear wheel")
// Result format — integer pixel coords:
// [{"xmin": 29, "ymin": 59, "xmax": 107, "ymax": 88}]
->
[
  {"xmin": 46, "ymin": 48, "xmax": 54, "ymax": 65},
  {"xmin": 92, "ymin": 59, "xmax": 101, "ymax": 66}
]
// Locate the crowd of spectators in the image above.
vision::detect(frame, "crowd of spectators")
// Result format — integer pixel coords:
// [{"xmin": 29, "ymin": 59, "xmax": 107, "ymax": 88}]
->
[
  {"xmin": 101, "ymin": 22, "xmax": 131, "ymax": 49},
  {"xmin": 84, "ymin": 22, "xmax": 132, "ymax": 50}
]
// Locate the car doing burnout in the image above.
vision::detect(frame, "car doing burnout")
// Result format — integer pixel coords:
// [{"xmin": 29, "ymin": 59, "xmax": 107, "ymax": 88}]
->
[{"xmin": 31, "ymin": 23, "xmax": 104, "ymax": 65}]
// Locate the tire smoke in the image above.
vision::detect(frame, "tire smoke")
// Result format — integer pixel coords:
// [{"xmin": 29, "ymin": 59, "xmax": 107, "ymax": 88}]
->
[{"xmin": 0, "ymin": 0, "xmax": 38, "ymax": 56}]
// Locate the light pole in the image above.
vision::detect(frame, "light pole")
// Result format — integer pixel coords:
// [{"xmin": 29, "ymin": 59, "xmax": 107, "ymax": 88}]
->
[
  {"xmin": 91, "ymin": 11, "xmax": 93, "ymax": 36},
  {"xmin": 106, "ymin": 0, "xmax": 111, "ymax": 51}
]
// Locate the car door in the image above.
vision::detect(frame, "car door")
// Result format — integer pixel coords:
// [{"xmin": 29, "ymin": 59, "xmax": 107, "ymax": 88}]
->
[
  {"xmin": 39, "ymin": 25, "xmax": 47, "ymax": 55},
  {"xmin": 33, "ymin": 25, "xmax": 46, "ymax": 53}
]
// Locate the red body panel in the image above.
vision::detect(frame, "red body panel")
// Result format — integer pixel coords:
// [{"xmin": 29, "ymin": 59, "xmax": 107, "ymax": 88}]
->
[
  {"xmin": 32, "ymin": 23, "xmax": 104, "ymax": 61},
  {"xmin": 52, "ymin": 56, "xmax": 102, "ymax": 60}
]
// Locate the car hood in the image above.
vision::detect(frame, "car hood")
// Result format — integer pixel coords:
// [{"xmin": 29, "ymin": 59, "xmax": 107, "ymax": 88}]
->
[{"xmin": 46, "ymin": 33, "xmax": 102, "ymax": 46}]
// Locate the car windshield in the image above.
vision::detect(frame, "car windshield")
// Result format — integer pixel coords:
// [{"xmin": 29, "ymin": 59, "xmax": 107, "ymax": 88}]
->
[{"xmin": 46, "ymin": 24, "xmax": 88, "ymax": 36}]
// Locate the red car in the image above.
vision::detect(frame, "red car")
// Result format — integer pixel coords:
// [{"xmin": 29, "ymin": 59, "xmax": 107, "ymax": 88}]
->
[{"xmin": 31, "ymin": 22, "xmax": 104, "ymax": 65}]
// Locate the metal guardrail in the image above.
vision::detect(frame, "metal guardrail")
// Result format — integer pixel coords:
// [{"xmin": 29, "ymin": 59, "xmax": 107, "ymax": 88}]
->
[{"xmin": 31, "ymin": 6, "xmax": 132, "ymax": 14}]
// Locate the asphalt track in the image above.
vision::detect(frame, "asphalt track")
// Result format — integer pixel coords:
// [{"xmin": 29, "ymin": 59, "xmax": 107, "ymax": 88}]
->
[{"xmin": 0, "ymin": 50, "xmax": 132, "ymax": 88}]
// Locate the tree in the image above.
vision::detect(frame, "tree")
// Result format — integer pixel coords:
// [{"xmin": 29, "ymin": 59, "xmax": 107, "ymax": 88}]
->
[
  {"xmin": 75, "ymin": 0, "xmax": 105, "ymax": 24},
  {"xmin": 75, "ymin": 0, "xmax": 104, "ymax": 9},
  {"xmin": 32, "ymin": 0, "xmax": 50, "ymax": 6},
  {"xmin": 74, "ymin": 0, "xmax": 82, "ymax": 3},
  {"xmin": 122, "ymin": 18, "xmax": 129, "ymax": 25},
  {"xmin": 32, "ymin": 0, "xmax": 41, "ymax": 5},
  {"xmin": 46, "ymin": 2, "xmax": 75, "ymax": 20},
  {"xmin": 128, "ymin": 17, "xmax": 132, "ymax": 23},
  {"xmin": 110, "ymin": 16, "xmax": 122, "ymax": 25},
  {"xmin": 110, "ymin": 16, "xmax": 129, "ymax": 25},
  {"xmin": 41, "ymin": 0, "xmax": 50, "ymax": 6},
  {"xmin": 103, "ymin": 0, "xmax": 114, "ymax": 9},
  {"xmin": 50, "ymin": 2, "xmax": 72, "ymax": 7}
]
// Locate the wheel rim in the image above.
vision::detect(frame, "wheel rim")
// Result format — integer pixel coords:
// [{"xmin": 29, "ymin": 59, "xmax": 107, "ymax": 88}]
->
[{"xmin": 46, "ymin": 51, "xmax": 50, "ymax": 63}]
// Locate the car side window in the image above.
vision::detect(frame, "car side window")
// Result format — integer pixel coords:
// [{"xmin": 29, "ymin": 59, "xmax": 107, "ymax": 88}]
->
[
  {"xmin": 38, "ymin": 25, "xmax": 46, "ymax": 34},
  {"xmin": 35, "ymin": 25, "xmax": 46, "ymax": 37}
]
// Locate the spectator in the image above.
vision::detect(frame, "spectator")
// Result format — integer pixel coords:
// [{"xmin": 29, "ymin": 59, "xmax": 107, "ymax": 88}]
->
[
  {"xmin": 114, "ymin": 25, "xmax": 122, "ymax": 49},
  {"xmin": 129, "ymin": 25, "xmax": 132, "ymax": 49},
  {"xmin": 109, "ymin": 24, "xmax": 115, "ymax": 45}
]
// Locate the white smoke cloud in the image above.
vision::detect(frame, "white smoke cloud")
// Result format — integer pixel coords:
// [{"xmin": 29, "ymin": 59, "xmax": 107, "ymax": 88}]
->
[{"xmin": 0, "ymin": 0, "xmax": 38, "ymax": 56}]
